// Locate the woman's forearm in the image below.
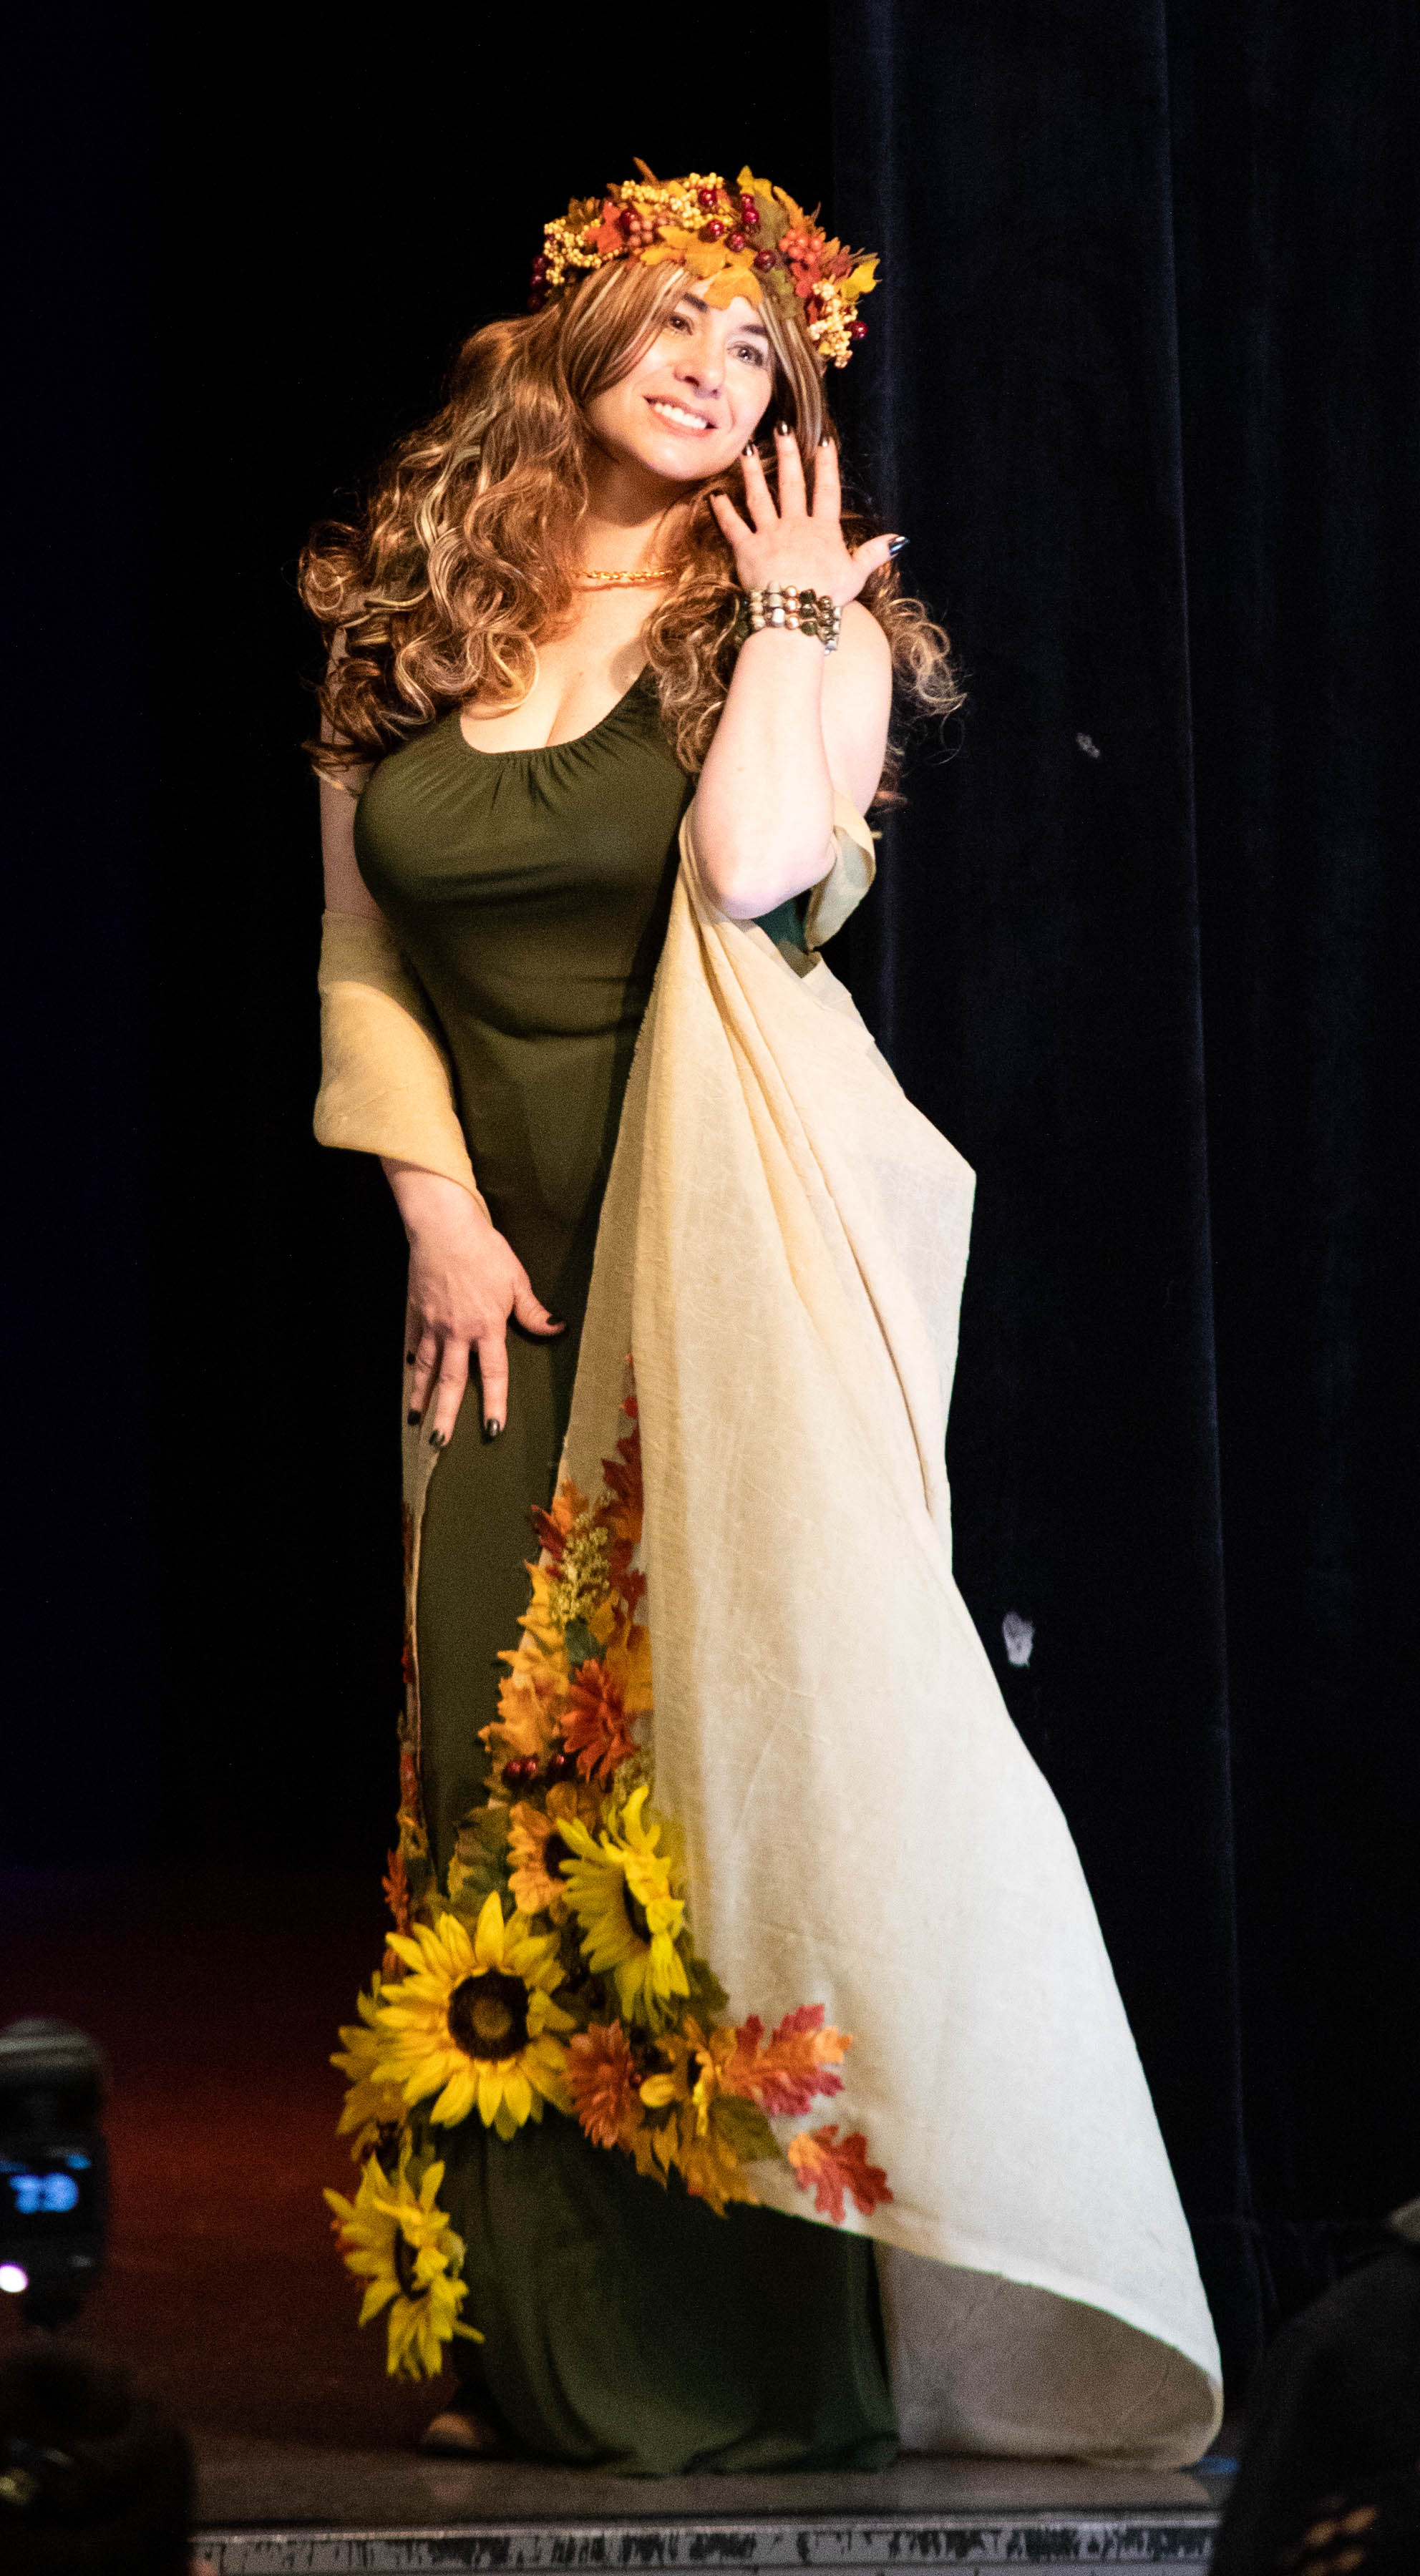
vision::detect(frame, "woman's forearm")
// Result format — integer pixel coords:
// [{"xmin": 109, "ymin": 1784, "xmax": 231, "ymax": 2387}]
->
[{"xmin": 692, "ymin": 628, "xmax": 836, "ymax": 919}]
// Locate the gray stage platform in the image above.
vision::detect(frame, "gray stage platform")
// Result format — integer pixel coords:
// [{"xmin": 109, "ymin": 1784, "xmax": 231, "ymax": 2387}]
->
[{"xmin": 193, "ymin": 2444, "xmax": 1233, "ymax": 2571}]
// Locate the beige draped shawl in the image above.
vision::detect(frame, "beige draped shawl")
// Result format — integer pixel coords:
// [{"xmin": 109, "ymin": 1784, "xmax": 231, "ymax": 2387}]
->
[{"xmin": 555, "ymin": 804, "xmax": 1222, "ymax": 2464}]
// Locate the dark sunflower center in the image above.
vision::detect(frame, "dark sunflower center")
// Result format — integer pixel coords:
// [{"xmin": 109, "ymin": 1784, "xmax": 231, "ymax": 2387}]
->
[
  {"xmin": 624, "ymin": 1884, "xmax": 653, "ymax": 1946},
  {"xmin": 543, "ymin": 1833, "xmax": 570, "ymax": 1878},
  {"xmin": 449, "ymin": 1970, "xmax": 530, "ymax": 2063},
  {"xmin": 394, "ymin": 2231, "xmax": 421, "ymax": 2301}
]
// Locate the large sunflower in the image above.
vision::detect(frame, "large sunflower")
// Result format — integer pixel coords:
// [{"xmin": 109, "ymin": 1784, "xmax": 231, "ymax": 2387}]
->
[
  {"xmin": 331, "ymin": 1976, "xmax": 408, "ymax": 2162},
  {"xmin": 324, "ymin": 2145, "xmax": 482, "ymax": 2379},
  {"xmin": 559, "ymin": 1784, "xmax": 689, "ymax": 2027},
  {"xmin": 374, "ymin": 1897, "xmax": 573, "ymax": 2140}
]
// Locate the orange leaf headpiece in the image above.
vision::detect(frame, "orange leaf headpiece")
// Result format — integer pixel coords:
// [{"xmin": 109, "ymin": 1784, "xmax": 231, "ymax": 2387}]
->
[{"xmin": 530, "ymin": 162, "xmax": 879, "ymax": 371}]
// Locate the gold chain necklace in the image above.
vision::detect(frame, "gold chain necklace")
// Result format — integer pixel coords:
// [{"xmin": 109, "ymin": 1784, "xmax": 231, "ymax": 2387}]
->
[{"xmin": 574, "ymin": 565, "xmax": 674, "ymax": 587}]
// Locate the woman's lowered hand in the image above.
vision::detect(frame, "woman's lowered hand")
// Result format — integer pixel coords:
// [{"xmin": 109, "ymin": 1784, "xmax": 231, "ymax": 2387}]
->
[
  {"xmin": 384, "ymin": 1163, "xmax": 564, "ymax": 1447},
  {"xmin": 707, "ymin": 428, "xmax": 897, "ymax": 605}
]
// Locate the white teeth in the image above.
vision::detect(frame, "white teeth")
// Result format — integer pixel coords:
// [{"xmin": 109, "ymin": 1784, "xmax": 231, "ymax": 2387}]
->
[{"xmin": 649, "ymin": 399, "xmax": 711, "ymax": 431}]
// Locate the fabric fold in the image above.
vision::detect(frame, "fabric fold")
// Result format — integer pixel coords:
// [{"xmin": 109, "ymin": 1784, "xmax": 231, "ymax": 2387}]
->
[
  {"xmin": 557, "ymin": 811, "xmax": 1223, "ymax": 2464},
  {"xmin": 314, "ymin": 910, "xmax": 487, "ymax": 1208}
]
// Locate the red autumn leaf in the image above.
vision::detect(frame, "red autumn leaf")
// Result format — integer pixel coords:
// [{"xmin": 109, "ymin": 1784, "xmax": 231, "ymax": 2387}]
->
[
  {"xmin": 723, "ymin": 2005, "xmax": 848, "ymax": 2117},
  {"xmin": 787, "ymin": 2125, "xmax": 893, "ymax": 2225}
]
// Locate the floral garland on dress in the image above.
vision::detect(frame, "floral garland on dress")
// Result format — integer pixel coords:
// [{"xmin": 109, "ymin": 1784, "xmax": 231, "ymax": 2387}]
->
[{"xmin": 325, "ymin": 1371, "xmax": 892, "ymax": 2379}]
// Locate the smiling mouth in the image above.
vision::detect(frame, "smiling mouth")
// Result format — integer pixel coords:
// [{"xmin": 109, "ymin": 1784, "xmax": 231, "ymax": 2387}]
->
[{"xmin": 646, "ymin": 397, "xmax": 714, "ymax": 434}]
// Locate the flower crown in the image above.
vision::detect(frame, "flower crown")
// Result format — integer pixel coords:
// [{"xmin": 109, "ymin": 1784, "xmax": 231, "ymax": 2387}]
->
[{"xmin": 528, "ymin": 161, "xmax": 879, "ymax": 371}]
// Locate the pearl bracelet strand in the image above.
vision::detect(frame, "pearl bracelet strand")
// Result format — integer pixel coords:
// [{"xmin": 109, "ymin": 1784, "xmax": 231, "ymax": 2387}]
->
[{"xmin": 734, "ymin": 583, "xmax": 843, "ymax": 653}]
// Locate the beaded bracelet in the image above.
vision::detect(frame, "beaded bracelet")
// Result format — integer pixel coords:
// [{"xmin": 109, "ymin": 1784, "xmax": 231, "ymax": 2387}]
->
[{"xmin": 734, "ymin": 583, "xmax": 843, "ymax": 653}]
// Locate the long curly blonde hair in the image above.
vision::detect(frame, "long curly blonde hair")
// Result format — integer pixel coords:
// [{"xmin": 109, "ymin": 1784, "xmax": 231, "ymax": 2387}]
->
[{"xmin": 301, "ymin": 256, "xmax": 961, "ymax": 799}]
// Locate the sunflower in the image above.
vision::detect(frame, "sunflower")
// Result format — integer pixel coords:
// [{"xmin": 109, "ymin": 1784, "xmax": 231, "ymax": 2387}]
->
[
  {"xmin": 507, "ymin": 1785, "xmax": 597, "ymax": 1916},
  {"xmin": 558, "ymin": 1784, "xmax": 689, "ymax": 2027},
  {"xmin": 324, "ymin": 2145, "xmax": 482, "ymax": 2379},
  {"xmin": 331, "ymin": 1976, "xmax": 408, "ymax": 2162},
  {"xmin": 374, "ymin": 1896, "xmax": 574, "ymax": 2141}
]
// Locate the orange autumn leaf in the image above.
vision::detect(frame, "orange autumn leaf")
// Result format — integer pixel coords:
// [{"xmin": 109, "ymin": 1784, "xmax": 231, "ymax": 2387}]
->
[
  {"xmin": 787, "ymin": 2125, "xmax": 893, "ymax": 2225},
  {"xmin": 486, "ymin": 1666, "xmax": 560, "ymax": 1765},
  {"xmin": 530, "ymin": 1478, "xmax": 592, "ymax": 1569},
  {"xmin": 560, "ymin": 1659, "xmax": 638, "ymax": 1783},
  {"xmin": 381, "ymin": 1847, "xmax": 412, "ymax": 1936},
  {"xmin": 722, "ymin": 2005, "xmax": 849, "ymax": 2117}
]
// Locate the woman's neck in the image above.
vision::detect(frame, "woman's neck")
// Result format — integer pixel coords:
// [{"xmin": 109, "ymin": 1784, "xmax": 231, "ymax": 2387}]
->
[{"xmin": 578, "ymin": 450, "xmax": 690, "ymax": 574}]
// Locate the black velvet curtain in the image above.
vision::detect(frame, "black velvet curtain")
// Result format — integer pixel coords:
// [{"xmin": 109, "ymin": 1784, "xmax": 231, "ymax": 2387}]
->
[
  {"xmin": 827, "ymin": 1, "xmax": 1420, "ymax": 2381},
  {"xmin": 10, "ymin": 7, "xmax": 1416, "ymax": 2401}
]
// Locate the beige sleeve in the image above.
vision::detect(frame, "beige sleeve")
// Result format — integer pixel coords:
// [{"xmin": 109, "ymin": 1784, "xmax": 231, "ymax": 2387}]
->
[
  {"xmin": 313, "ymin": 912, "xmax": 487, "ymax": 1209},
  {"xmin": 802, "ymin": 789, "xmax": 879, "ymax": 950}
]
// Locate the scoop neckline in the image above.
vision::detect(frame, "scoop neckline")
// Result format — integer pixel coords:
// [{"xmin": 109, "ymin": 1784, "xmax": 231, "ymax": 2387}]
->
[{"xmin": 454, "ymin": 668, "xmax": 649, "ymax": 761}]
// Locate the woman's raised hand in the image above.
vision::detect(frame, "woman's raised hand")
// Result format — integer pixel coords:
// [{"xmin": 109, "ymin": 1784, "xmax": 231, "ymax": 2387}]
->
[
  {"xmin": 386, "ymin": 1166, "xmax": 564, "ymax": 1448},
  {"xmin": 708, "ymin": 428, "xmax": 898, "ymax": 608}
]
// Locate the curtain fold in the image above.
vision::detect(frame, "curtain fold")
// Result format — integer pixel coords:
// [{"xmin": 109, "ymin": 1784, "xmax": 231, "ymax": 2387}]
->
[{"xmin": 827, "ymin": 0, "xmax": 1419, "ymax": 2386}]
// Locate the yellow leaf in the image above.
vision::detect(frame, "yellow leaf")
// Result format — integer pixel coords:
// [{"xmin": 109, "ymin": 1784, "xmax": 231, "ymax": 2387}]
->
[
  {"xmin": 701, "ymin": 265, "xmax": 764, "ymax": 310},
  {"xmin": 845, "ymin": 258, "xmax": 879, "ymax": 299}
]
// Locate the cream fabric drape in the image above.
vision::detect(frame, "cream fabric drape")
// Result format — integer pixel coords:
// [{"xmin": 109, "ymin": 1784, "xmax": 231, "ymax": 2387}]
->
[
  {"xmin": 315, "ymin": 912, "xmax": 487, "ymax": 1209},
  {"xmin": 556, "ymin": 805, "xmax": 1224, "ymax": 2464}
]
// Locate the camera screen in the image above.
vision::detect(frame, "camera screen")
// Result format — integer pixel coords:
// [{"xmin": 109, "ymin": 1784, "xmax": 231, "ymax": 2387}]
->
[{"xmin": 0, "ymin": 2149, "xmax": 97, "ymax": 2233}]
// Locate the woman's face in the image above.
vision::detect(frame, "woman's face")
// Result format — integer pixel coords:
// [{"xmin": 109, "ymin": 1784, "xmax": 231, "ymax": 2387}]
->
[{"xmin": 585, "ymin": 285, "xmax": 779, "ymax": 487}]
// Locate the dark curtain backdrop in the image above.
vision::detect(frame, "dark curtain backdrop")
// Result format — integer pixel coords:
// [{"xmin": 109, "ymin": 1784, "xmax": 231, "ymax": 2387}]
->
[
  {"xmin": 9, "ymin": 6, "xmax": 1416, "ymax": 2394},
  {"xmin": 827, "ymin": 0, "xmax": 1420, "ymax": 2378}
]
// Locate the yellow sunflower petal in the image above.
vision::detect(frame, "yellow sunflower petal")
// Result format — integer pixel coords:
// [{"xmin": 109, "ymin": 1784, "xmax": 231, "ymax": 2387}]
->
[{"xmin": 473, "ymin": 1890, "xmax": 506, "ymax": 1970}]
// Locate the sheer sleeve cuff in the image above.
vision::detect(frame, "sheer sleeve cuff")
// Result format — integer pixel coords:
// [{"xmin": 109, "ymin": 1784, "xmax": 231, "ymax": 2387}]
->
[{"xmin": 313, "ymin": 912, "xmax": 486, "ymax": 1209}]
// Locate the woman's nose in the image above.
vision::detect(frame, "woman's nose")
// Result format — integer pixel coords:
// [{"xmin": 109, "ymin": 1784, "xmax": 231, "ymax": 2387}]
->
[{"xmin": 676, "ymin": 346, "xmax": 721, "ymax": 394}]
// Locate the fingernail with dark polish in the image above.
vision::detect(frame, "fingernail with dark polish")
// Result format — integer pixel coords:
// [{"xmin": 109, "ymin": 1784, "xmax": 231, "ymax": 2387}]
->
[
  {"xmin": 887, "ymin": 535, "xmax": 910, "ymax": 555},
  {"xmin": 405, "ymin": 1350, "xmax": 417, "ymax": 1366},
  {"xmin": 482, "ymin": 1419, "xmax": 503, "ymax": 1443},
  {"xmin": 429, "ymin": 1428, "xmax": 447, "ymax": 1450},
  {"xmin": 407, "ymin": 1409, "xmax": 422, "ymax": 1428},
  {"xmin": 545, "ymin": 1312, "xmax": 566, "ymax": 1329},
  {"xmin": 776, "ymin": 420, "xmax": 791, "ymax": 435}
]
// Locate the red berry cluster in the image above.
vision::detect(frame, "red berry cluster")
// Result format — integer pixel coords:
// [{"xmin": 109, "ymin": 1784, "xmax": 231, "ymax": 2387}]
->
[
  {"xmin": 502, "ymin": 1750, "xmax": 577, "ymax": 1790},
  {"xmin": 527, "ymin": 250, "xmax": 549, "ymax": 313}
]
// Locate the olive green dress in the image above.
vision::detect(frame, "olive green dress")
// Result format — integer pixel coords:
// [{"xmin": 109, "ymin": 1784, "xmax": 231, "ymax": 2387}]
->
[{"xmin": 354, "ymin": 673, "xmax": 896, "ymax": 2474}]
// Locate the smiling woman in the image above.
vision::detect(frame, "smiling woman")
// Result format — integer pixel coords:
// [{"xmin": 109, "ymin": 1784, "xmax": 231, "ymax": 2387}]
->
[{"xmin": 297, "ymin": 163, "xmax": 1220, "ymax": 2477}]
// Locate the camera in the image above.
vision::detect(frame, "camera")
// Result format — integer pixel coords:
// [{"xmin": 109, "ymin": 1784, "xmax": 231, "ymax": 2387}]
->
[{"xmin": 0, "ymin": 2021, "xmax": 108, "ymax": 2330}]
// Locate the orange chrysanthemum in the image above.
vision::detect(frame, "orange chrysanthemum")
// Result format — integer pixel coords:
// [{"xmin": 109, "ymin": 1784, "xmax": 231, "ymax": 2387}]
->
[
  {"xmin": 561, "ymin": 1659, "xmax": 639, "ymax": 1784},
  {"xmin": 567, "ymin": 2022, "xmax": 642, "ymax": 2150}
]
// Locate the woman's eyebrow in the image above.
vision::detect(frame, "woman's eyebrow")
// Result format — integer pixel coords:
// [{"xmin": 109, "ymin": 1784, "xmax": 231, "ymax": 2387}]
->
[{"xmin": 679, "ymin": 292, "xmax": 770, "ymax": 342}]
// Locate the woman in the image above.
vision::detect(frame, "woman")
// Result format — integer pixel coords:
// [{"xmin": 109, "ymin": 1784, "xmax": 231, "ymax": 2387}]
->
[{"xmin": 305, "ymin": 166, "xmax": 1222, "ymax": 2474}]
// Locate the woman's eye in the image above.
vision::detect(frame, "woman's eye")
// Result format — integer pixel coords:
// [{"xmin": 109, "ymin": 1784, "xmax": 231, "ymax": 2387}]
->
[
  {"xmin": 732, "ymin": 344, "xmax": 766, "ymax": 368},
  {"xmin": 667, "ymin": 313, "xmax": 693, "ymax": 333}
]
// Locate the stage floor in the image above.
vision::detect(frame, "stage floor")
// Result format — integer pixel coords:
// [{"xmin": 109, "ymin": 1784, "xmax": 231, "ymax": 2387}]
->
[{"xmin": 0, "ymin": 1870, "xmax": 1233, "ymax": 2567}]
